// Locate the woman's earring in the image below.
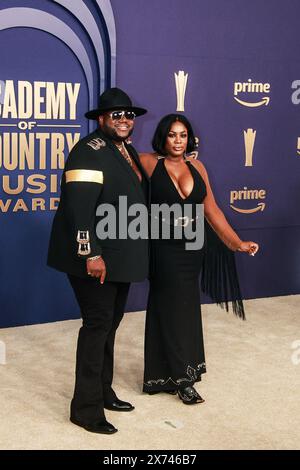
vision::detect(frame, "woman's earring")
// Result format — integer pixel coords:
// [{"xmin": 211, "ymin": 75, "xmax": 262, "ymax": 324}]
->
[
  {"xmin": 189, "ymin": 151, "xmax": 198, "ymax": 160},
  {"xmin": 125, "ymin": 138, "xmax": 132, "ymax": 145},
  {"xmin": 188, "ymin": 137, "xmax": 199, "ymax": 159}
]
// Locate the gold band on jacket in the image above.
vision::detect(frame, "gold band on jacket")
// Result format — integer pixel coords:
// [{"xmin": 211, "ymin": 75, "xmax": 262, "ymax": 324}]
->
[{"xmin": 65, "ymin": 169, "xmax": 104, "ymax": 184}]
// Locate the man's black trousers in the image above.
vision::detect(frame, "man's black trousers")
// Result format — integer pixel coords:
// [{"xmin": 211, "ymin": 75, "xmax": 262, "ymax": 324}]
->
[{"xmin": 68, "ymin": 274, "xmax": 130, "ymax": 423}]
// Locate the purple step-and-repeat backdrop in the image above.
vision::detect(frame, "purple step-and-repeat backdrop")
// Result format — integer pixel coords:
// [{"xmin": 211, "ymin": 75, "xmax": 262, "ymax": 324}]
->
[{"xmin": 0, "ymin": 0, "xmax": 299, "ymax": 327}]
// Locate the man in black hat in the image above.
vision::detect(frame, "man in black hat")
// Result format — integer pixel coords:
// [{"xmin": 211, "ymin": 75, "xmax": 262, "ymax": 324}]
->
[{"xmin": 48, "ymin": 88, "xmax": 149, "ymax": 434}]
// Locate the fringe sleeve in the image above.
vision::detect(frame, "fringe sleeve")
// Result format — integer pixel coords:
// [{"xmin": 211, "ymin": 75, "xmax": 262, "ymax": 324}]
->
[{"xmin": 201, "ymin": 220, "xmax": 245, "ymax": 320}]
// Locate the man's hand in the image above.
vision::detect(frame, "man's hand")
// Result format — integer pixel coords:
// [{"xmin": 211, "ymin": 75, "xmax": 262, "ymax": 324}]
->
[{"xmin": 86, "ymin": 256, "xmax": 106, "ymax": 284}]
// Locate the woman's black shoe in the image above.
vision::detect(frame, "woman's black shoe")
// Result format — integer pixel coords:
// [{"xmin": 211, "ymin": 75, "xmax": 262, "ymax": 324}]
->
[{"xmin": 178, "ymin": 386, "xmax": 205, "ymax": 404}]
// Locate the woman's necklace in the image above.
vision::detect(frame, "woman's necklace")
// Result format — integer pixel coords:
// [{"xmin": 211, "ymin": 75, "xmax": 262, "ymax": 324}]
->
[
  {"xmin": 115, "ymin": 141, "xmax": 133, "ymax": 167},
  {"xmin": 165, "ymin": 154, "xmax": 187, "ymax": 164}
]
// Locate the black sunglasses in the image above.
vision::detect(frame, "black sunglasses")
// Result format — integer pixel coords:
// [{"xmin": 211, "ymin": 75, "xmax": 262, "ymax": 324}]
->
[{"xmin": 108, "ymin": 110, "xmax": 136, "ymax": 121}]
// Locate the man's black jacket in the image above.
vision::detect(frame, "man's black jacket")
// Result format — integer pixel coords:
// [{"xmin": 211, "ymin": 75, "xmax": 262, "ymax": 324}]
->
[{"xmin": 47, "ymin": 128, "xmax": 149, "ymax": 282}]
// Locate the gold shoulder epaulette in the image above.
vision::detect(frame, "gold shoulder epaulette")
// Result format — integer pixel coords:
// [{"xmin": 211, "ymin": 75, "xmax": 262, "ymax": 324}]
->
[{"xmin": 87, "ymin": 138, "xmax": 106, "ymax": 150}]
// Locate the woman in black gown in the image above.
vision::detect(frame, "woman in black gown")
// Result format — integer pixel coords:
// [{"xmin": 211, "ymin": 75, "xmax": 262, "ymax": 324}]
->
[{"xmin": 140, "ymin": 114, "xmax": 259, "ymax": 404}]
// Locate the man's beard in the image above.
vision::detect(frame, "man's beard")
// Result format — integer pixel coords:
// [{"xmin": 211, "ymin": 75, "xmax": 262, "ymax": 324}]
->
[{"xmin": 101, "ymin": 123, "xmax": 133, "ymax": 142}]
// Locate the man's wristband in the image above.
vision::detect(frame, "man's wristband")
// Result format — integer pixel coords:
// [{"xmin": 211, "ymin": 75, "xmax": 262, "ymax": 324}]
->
[{"xmin": 87, "ymin": 255, "xmax": 102, "ymax": 261}]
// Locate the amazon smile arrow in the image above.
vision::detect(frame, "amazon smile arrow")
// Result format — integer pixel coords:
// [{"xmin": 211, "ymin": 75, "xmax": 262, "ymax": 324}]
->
[{"xmin": 234, "ymin": 96, "xmax": 270, "ymax": 107}]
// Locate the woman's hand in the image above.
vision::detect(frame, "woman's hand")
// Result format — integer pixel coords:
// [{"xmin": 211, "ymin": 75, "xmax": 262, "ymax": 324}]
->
[{"xmin": 237, "ymin": 241, "xmax": 259, "ymax": 256}]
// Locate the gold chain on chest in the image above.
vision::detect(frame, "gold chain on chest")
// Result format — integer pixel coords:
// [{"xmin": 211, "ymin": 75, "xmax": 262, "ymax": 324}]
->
[{"xmin": 115, "ymin": 142, "xmax": 133, "ymax": 167}]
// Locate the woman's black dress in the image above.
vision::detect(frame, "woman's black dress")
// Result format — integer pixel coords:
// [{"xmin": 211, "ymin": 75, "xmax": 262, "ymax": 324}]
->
[{"xmin": 143, "ymin": 158, "xmax": 207, "ymax": 393}]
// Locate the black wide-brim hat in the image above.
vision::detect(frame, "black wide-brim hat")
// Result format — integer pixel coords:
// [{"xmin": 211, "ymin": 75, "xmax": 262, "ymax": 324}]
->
[{"xmin": 85, "ymin": 87, "xmax": 147, "ymax": 119}]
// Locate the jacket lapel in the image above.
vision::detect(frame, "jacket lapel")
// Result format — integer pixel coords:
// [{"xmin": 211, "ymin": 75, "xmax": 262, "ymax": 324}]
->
[
  {"xmin": 95, "ymin": 129, "xmax": 147, "ymax": 201},
  {"xmin": 126, "ymin": 144, "xmax": 150, "ymax": 183}
]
